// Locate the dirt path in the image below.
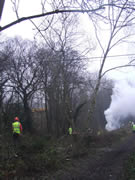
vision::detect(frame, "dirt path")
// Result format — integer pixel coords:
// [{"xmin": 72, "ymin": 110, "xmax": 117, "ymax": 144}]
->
[{"xmin": 53, "ymin": 133, "xmax": 135, "ymax": 180}]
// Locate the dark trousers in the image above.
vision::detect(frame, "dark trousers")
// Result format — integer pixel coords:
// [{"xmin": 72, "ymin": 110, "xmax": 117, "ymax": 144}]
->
[{"xmin": 13, "ymin": 133, "xmax": 20, "ymax": 153}]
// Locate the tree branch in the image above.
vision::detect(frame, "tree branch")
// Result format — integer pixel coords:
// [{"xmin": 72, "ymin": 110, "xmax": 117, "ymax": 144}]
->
[
  {"xmin": 0, "ymin": 7, "xmax": 104, "ymax": 32},
  {"xmin": 101, "ymin": 64, "xmax": 135, "ymax": 77}
]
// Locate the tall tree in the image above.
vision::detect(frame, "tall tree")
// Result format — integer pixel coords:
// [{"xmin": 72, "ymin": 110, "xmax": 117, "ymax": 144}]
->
[
  {"xmin": 36, "ymin": 13, "xmax": 87, "ymax": 135},
  {"xmin": 86, "ymin": 0, "xmax": 135, "ymax": 129},
  {"xmin": 0, "ymin": 43, "xmax": 10, "ymax": 131},
  {"xmin": 6, "ymin": 38, "xmax": 42, "ymax": 131}
]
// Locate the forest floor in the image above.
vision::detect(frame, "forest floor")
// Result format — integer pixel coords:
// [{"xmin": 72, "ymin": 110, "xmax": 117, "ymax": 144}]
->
[
  {"xmin": 0, "ymin": 128, "xmax": 135, "ymax": 180},
  {"xmin": 53, "ymin": 130, "xmax": 135, "ymax": 180}
]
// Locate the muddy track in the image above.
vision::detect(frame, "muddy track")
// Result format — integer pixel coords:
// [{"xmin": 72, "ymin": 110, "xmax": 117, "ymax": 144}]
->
[{"xmin": 54, "ymin": 133, "xmax": 135, "ymax": 180}]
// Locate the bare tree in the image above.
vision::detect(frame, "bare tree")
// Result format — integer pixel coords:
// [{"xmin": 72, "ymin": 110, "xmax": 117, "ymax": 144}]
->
[
  {"xmin": 6, "ymin": 38, "xmax": 42, "ymax": 131},
  {"xmin": 0, "ymin": 44, "xmax": 10, "ymax": 131},
  {"xmin": 35, "ymin": 12, "xmax": 87, "ymax": 136},
  {"xmin": 85, "ymin": 0, "xmax": 135, "ymax": 130},
  {"xmin": 75, "ymin": 75, "xmax": 113, "ymax": 132}
]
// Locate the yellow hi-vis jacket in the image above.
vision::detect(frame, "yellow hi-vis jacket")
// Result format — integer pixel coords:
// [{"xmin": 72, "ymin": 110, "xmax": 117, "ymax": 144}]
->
[
  {"xmin": 12, "ymin": 121, "xmax": 21, "ymax": 134},
  {"xmin": 68, "ymin": 127, "xmax": 72, "ymax": 135},
  {"xmin": 132, "ymin": 124, "xmax": 135, "ymax": 131}
]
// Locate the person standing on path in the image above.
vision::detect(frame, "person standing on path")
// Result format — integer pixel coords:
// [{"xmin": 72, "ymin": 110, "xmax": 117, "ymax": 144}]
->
[
  {"xmin": 12, "ymin": 117, "xmax": 23, "ymax": 156},
  {"xmin": 68, "ymin": 126, "xmax": 73, "ymax": 147},
  {"xmin": 68, "ymin": 126, "xmax": 73, "ymax": 135}
]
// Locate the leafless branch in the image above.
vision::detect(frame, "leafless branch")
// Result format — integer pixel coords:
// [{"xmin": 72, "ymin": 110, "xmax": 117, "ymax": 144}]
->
[
  {"xmin": 90, "ymin": 16, "xmax": 105, "ymax": 55},
  {"xmin": 109, "ymin": 33, "xmax": 135, "ymax": 51},
  {"xmin": 0, "ymin": 7, "xmax": 104, "ymax": 32},
  {"xmin": 11, "ymin": 0, "xmax": 20, "ymax": 19},
  {"xmin": 101, "ymin": 64, "xmax": 135, "ymax": 77},
  {"xmin": 41, "ymin": 0, "xmax": 47, "ymax": 13},
  {"xmin": 30, "ymin": 19, "xmax": 56, "ymax": 51}
]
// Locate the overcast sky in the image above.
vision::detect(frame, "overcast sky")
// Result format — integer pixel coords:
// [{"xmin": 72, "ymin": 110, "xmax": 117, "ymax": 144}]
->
[
  {"xmin": 1, "ymin": 0, "xmax": 135, "ymax": 81},
  {"xmin": 1, "ymin": 0, "xmax": 41, "ymax": 39}
]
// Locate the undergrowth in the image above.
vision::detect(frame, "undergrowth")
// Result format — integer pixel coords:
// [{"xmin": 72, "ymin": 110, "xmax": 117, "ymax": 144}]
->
[
  {"xmin": 124, "ymin": 152, "xmax": 135, "ymax": 180},
  {"xmin": 0, "ymin": 128, "xmax": 131, "ymax": 179}
]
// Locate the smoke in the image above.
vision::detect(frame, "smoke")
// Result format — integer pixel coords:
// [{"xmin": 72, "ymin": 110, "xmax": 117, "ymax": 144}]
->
[{"xmin": 105, "ymin": 78, "xmax": 135, "ymax": 131}]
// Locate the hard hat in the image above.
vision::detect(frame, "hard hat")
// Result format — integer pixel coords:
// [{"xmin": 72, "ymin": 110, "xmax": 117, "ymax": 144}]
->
[{"xmin": 14, "ymin": 117, "xmax": 19, "ymax": 121}]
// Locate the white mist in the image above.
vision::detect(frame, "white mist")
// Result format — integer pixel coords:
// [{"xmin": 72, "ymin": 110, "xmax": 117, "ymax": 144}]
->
[{"xmin": 105, "ymin": 79, "xmax": 135, "ymax": 131}]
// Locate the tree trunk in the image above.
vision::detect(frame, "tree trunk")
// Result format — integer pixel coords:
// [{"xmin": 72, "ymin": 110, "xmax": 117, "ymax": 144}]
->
[
  {"xmin": 23, "ymin": 98, "xmax": 33, "ymax": 132},
  {"xmin": 87, "ymin": 79, "xmax": 101, "ymax": 133}
]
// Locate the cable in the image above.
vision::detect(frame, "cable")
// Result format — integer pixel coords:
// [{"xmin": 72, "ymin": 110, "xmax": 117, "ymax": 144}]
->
[
  {"xmin": 87, "ymin": 53, "xmax": 135, "ymax": 60},
  {"xmin": 42, "ymin": 53, "xmax": 135, "ymax": 62}
]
